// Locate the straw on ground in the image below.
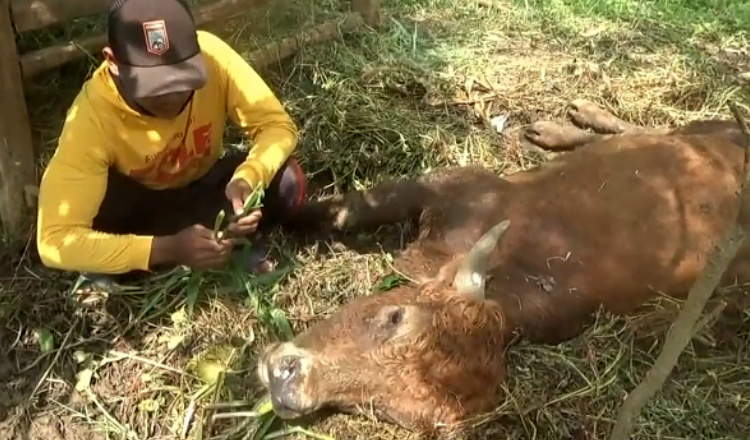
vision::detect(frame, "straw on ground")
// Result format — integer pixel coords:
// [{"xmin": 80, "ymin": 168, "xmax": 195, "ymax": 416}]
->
[{"xmin": 1, "ymin": 0, "xmax": 748, "ymax": 439}]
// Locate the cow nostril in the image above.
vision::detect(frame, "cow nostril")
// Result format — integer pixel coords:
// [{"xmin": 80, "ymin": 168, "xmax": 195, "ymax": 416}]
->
[{"xmin": 273, "ymin": 355, "xmax": 300, "ymax": 382}]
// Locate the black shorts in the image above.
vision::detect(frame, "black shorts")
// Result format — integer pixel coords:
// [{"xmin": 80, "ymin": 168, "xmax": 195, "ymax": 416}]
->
[{"xmin": 91, "ymin": 150, "xmax": 307, "ymax": 237}]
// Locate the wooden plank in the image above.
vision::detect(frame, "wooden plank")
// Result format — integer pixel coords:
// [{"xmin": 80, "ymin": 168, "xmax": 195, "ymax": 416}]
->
[
  {"xmin": 10, "ymin": 0, "xmax": 109, "ymax": 33},
  {"xmin": 19, "ymin": 0, "xmax": 270, "ymax": 79},
  {"xmin": 0, "ymin": 0, "xmax": 37, "ymax": 238},
  {"xmin": 20, "ymin": 32, "xmax": 107, "ymax": 79},
  {"xmin": 248, "ymin": 12, "xmax": 364, "ymax": 68}
]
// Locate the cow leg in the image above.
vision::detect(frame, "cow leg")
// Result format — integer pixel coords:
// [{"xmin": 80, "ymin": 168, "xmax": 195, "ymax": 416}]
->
[
  {"xmin": 567, "ymin": 99, "xmax": 670, "ymax": 135},
  {"xmin": 524, "ymin": 120, "xmax": 610, "ymax": 151},
  {"xmin": 284, "ymin": 166, "xmax": 501, "ymax": 236},
  {"xmin": 284, "ymin": 175, "xmax": 435, "ymax": 234},
  {"xmin": 569, "ymin": 99, "xmax": 742, "ymax": 141},
  {"xmin": 669, "ymin": 119, "xmax": 742, "ymax": 138}
]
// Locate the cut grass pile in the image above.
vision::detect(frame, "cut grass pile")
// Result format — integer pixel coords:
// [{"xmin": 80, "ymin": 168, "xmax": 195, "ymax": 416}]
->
[{"xmin": 2, "ymin": 0, "xmax": 750, "ymax": 439}]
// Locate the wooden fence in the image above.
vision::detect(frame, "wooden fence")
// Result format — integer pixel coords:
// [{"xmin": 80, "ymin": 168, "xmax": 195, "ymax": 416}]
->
[{"xmin": 0, "ymin": 0, "xmax": 380, "ymax": 239}]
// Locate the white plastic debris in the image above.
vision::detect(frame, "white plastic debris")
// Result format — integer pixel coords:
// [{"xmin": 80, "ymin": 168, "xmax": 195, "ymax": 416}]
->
[{"xmin": 490, "ymin": 114, "xmax": 509, "ymax": 133}]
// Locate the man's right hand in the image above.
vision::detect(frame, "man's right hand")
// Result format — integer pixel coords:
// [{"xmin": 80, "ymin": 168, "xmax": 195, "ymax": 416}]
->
[{"xmin": 151, "ymin": 224, "xmax": 235, "ymax": 270}]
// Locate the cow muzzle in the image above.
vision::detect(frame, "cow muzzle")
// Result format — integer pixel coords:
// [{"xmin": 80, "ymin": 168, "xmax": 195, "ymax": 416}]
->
[
  {"xmin": 258, "ymin": 343, "xmax": 315, "ymax": 419},
  {"xmin": 268, "ymin": 354, "xmax": 305, "ymax": 418}
]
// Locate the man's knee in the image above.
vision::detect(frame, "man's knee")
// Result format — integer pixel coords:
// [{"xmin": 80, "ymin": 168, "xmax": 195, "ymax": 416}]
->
[
  {"xmin": 264, "ymin": 157, "xmax": 307, "ymax": 223},
  {"xmin": 278, "ymin": 157, "xmax": 307, "ymax": 210}
]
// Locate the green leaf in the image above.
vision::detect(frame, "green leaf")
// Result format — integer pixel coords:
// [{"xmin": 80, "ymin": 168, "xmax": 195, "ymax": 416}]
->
[
  {"xmin": 195, "ymin": 359, "xmax": 226, "ymax": 385},
  {"xmin": 190, "ymin": 343, "xmax": 236, "ymax": 385},
  {"xmin": 185, "ymin": 274, "xmax": 203, "ymax": 318},
  {"xmin": 254, "ymin": 410, "xmax": 277, "ymax": 440},
  {"xmin": 75, "ymin": 368, "xmax": 94, "ymax": 392},
  {"xmin": 270, "ymin": 308, "xmax": 294, "ymax": 341},
  {"xmin": 253, "ymin": 395, "xmax": 274, "ymax": 416},
  {"xmin": 375, "ymin": 273, "xmax": 406, "ymax": 292},
  {"xmin": 73, "ymin": 350, "xmax": 91, "ymax": 364},
  {"xmin": 247, "ymin": 293, "xmax": 262, "ymax": 314},
  {"xmin": 138, "ymin": 398, "xmax": 161, "ymax": 412},
  {"xmin": 171, "ymin": 307, "xmax": 188, "ymax": 327},
  {"xmin": 213, "ymin": 209, "xmax": 226, "ymax": 237},
  {"xmin": 166, "ymin": 333, "xmax": 186, "ymax": 350},
  {"xmin": 243, "ymin": 186, "xmax": 266, "ymax": 214},
  {"xmin": 34, "ymin": 328, "xmax": 55, "ymax": 353}
]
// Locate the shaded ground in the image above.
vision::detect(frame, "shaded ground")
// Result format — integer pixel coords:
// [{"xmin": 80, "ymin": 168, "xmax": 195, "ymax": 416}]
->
[{"xmin": 2, "ymin": 0, "xmax": 750, "ymax": 439}]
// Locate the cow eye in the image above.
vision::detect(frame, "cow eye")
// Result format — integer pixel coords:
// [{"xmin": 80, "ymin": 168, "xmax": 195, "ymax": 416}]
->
[
  {"xmin": 387, "ymin": 308, "xmax": 403, "ymax": 326},
  {"xmin": 368, "ymin": 305, "xmax": 406, "ymax": 342}
]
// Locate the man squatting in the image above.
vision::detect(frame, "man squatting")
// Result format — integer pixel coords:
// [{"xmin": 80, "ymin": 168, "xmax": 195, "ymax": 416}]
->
[{"xmin": 36, "ymin": 0, "xmax": 306, "ymax": 293}]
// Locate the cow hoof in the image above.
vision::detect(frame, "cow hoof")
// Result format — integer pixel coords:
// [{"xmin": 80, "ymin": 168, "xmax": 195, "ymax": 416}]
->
[
  {"xmin": 524, "ymin": 121, "xmax": 587, "ymax": 150},
  {"xmin": 567, "ymin": 99, "xmax": 625, "ymax": 134}
]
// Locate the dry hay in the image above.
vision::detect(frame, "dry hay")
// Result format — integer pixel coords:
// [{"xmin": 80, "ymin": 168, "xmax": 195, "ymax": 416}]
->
[{"xmin": 2, "ymin": 0, "xmax": 750, "ymax": 439}]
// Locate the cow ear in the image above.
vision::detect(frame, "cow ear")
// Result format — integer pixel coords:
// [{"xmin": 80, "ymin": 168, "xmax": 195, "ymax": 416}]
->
[{"xmin": 451, "ymin": 220, "xmax": 510, "ymax": 301}]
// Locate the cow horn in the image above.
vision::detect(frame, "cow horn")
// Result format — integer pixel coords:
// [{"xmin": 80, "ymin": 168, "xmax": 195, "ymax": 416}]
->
[{"xmin": 452, "ymin": 219, "xmax": 511, "ymax": 300}]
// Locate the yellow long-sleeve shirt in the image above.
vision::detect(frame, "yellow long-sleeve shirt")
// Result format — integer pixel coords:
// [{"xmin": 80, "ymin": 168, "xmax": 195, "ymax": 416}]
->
[{"xmin": 37, "ymin": 31, "xmax": 299, "ymax": 275}]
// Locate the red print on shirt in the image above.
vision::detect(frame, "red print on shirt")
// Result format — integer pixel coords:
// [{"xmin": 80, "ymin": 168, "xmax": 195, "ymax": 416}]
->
[{"xmin": 129, "ymin": 123, "xmax": 213, "ymax": 185}]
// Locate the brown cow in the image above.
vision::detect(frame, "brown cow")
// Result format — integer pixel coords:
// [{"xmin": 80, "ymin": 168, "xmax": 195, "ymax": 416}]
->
[{"xmin": 256, "ymin": 99, "xmax": 748, "ymax": 431}]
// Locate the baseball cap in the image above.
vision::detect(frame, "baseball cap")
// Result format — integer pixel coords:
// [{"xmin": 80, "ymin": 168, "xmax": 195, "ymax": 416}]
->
[{"xmin": 107, "ymin": 0, "xmax": 208, "ymax": 99}]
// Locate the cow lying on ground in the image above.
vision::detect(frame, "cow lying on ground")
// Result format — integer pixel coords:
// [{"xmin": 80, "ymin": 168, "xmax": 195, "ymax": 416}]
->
[{"xmin": 257, "ymin": 99, "xmax": 747, "ymax": 431}]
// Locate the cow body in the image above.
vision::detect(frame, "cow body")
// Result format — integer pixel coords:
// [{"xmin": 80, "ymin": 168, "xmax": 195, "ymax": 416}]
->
[{"xmin": 257, "ymin": 100, "xmax": 748, "ymax": 431}]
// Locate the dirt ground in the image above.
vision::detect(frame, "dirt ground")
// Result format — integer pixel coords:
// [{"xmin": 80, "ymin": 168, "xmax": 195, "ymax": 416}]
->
[{"xmin": 3, "ymin": 0, "xmax": 750, "ymax": 439}]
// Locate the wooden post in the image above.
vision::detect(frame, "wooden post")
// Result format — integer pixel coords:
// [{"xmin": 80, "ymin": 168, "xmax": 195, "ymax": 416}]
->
[
  {"xmin": 351, "ymin": 0, "xmax": 381, "ymax": 28},
  {"xmin": 0, "ymin": 0, "xmax": 37, "ymax": 238}
]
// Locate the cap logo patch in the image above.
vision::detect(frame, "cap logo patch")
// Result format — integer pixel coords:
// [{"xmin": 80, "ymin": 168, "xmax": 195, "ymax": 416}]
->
[{"xmin": 142, "ymin": 20, "xmax": 170, "ymax": 55}]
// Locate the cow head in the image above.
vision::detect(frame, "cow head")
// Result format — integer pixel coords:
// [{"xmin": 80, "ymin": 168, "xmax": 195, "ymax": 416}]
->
[{"xmin": 257, "ymin": 220, "xmax": 513, "ymax": 431}]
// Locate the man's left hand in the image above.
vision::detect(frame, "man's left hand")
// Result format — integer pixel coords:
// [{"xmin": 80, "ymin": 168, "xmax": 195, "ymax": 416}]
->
[{"xmin": 225, "ymin": 178, "xmax": 263, "ymax": 235}]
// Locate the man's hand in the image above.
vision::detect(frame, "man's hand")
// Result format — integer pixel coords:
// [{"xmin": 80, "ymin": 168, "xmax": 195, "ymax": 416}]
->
[
  {"xmin": 171, "ymin": 224, "xmax": 235, "ymax": 270},
  {"xmin": 225, "ymin": 178, "xmax": 263, "ymax": 235}
]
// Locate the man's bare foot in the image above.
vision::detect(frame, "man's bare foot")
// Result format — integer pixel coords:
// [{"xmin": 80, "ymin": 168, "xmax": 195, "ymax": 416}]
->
[
  {"xmin": 253, "ymin": 259, "xmax": 278, "ymax": 275},
  {"xmin": 231, "ymin": 233, "xmax": 279, "ymax": 275},
  {"xmin": 524, "ymin": 120, "xmax": 598, "ymax": 150},
  {"xmin": 568, "ymin": 99, "xmax": 642, "ymax": 134}
]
